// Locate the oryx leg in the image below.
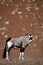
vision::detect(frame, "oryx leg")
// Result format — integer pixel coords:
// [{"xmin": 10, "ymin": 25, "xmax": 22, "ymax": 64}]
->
[
  {"xmin": 6, "ymin": 46, "xmax": 10, "ymax": 60},
  {"xmin": 6, "ymin": 41, "xmax": 13, "ymax": 60},
  {"xmin": 22, "ymin": 52, "xmax": 24, "ymax": 60},
  {"xmin": 6, "ymin": 50, "xmax": 9, "ymax": 60},
  {"xmin": 21, "ymin": 48, "xmax": 25, "ymax": 60},
  {"xmin": 19, "ymin": 48, "xmax": 25, "ymax": 60},
  {"xmin": 19, "ymin": 52, "xmax": 22, "ymax": 59}
]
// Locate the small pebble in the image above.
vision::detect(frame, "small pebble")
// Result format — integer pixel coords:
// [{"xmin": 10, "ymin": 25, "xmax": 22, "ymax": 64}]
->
[
  {"xmin": 19, "ymin": 15, "xmax": 23, "ymax": 19},
  {"xmin": 1, "ymin": 32, "xmax": 5, "ymax": 35},
  {"xmin": 5, "ymin": 35, "xmax": 8, "ymax": 38},
  {"xmin": 33, "ymin": 44, "xmax": 37, "ymax": 47},
  {"xmin": 22, "ymin": 28, "xmax": 26, "ymax": 31},
  {"xmin": 11, "ymin": 10, "xmax": 16, "ymax": 15},
  {"xmin": 0, "ymin": 27, "xmax": 6, "ymax": 31},
  {"xmin": 26, "ymin": 6, "xmax": 31, "ymax": 12},
  {"xmin": 34, "ymin": 7, "xmax": 39, "ymax": 11},
  {"xmin": 18, "ymin": 11, "xmax": 22, "ymax": 15},
  {"xmin": 32, "ymin": 0, "xmax": 35, "ymax": 2},
  {"xmin": 27, "ymin": 0, "xmax": 31, "ymax": 3},
  {"xmin": 25, "ymin": 15, "xmax": 28, "ymax": 18},
  {"xmin": 22, "ymin": 0, "xmax": 25, "ymax": 2},
  {"xmin": 0, "ymin": 16, "xmax": 2, "ymax": 20},
  {"xmin": 41, "ymin": 25, "xmax": 43, "ymax": 28},
  {"xmin": 30, "ymin": 24, "xmax": 33, "ymax": 27},
  {"xmin": 5, "ymin": 21, "xmax": 9, "ymax": 25}
]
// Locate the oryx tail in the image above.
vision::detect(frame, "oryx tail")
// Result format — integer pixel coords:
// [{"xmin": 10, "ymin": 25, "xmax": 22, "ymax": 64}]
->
[{"xmin": 3, "ymin": 38, "xmax": 11, "ymax": 58}]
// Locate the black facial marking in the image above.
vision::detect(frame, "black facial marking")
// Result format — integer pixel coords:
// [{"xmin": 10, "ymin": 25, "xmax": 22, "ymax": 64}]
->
[{"xmin": 29, "ymin": 37, "xmax": 32, "ymax": 40}]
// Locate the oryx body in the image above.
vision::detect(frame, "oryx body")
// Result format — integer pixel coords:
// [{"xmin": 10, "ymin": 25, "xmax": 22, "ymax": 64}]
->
[{"xmin": 3, "ymin": 34, "xmax": 33, "ymax": 60}]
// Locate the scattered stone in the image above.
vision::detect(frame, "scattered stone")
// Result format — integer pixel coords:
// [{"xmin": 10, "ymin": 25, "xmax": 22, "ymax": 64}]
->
[
  {"xmin": 33, "ymin": 36, "xmax": 38, "ymax": 41},
  {"xmin": 5, "ymin": 34, "xmax": 8, "ymax": 38},
  {"xmin": 30, "ymin": 24, "xmax": 33, "ymax": 27},
  {"xmin": 0, "ymin": 27, "xmax": 6, "ymax": 31},
  {"xmin": 39, "ymin": 38, "xmax": 43, "ymax": 41},
  {"xmin": 19, "ymin": 15, "xmax": 23, "ymax": 19},
  {"xmin": 35, "ymin": 36, "xmax": 38, "ymax": 39},
  {"xmin": 25, "ymin": 14, "xmax": 28, "ymax": 18},
  {"xmin": 19, "ymin": 3, "xmax": 22, "ymax": 6},
  {"xmin": 34, "ymin": 23, "xmax": 37, "ymax": 25},
  {"xmin": 15, "ymin": 4, "xmax": 19, "ymax": 7},
  {"xmin": 22, "ymin": 0, "xmax": 25, "ymax": 2},
  {"xmin": 34, "ymin": 16, "xmax": 37, "ymax": 19},
  {"xmin": 16, "ymin": 7, "xmax": 20, "ymax": 13},
  {"xmin": 1, "ymin": 2, "xmax": 4, "ymax": 5},
  {"xmin": 10, "ymin": 0, "xmax": 13, "ymax": 3},
  {"xmin": 1, "ymin": 0, "xmax": 5, "ymax": 5},
  {"xmin": 29, "ymin": 12, "xmax": 32, "ymax": 15},
  {"xmin": 11, "ymin": 10, "xmax": 16, "ymax": 15},
  {"xmin": 35, "ymin": 50, "xmax": 40, "ymax": 52},
  {"xmin": 31, "ymin": 49, "xmax": 40, "ymax": 52},
  {"xmin": 26, "ymin": 4, "xmax": 31, "ymax": 12},
  {"xmin": 32, "ymin": 13, "xmax": 36, "ymax": 16},
  {"xmin": 18, "ymin": 11, "xmax": 22, "ymax": 15},
  {"xmin": 6, "ymin": 4, "xmax": 9, "ymax": 7},
  {"xmin": 22, "ymin": 28, "xmax": 26, "ymax": 31},
  {"xmin": 37, "ymin": 26, "xmax": 40, "ymax": 28},
  {"xmin": 15, "ymin": 4, "xmax": 21, "ymax": 13},
  {"xmin": 34, "ymin": 3, "xmax": 37, "ymax": 6},
  {"xmin": 26, "ymin": 6, "xmax": 31, "ymax": 12},
  {"xmin": 5, "ymin": 21, "xmax": 9, "ymax": 25},
  {"xmin": 41, "ymin": 25, "xmax": 43, "ymax": 28},
  {"xmin": 27, "ymin": 0, "xmax": 31, "ymax": 3},
  {"xmin": 32, "ymin": 0, "xmax": 35, "ymax": 2},
  {"xmin": 41, "ymin": 4, "xmax": 43, "ymax": 7},
  {"xmin": 37, "ymin": 15, "xmax": 41, "ymax": 18},
  {"xmin": 0, "ymin": 16, "xmax": 2, "ymax": 20},
  {"xmin": 40, "ymin": 32, "xmax": 43, "ymax": 37},
  {"xmin": 1, "ymin": 31, "xmax": 5, "ymax": 35},
  {"xmin": 34, "ymin": 6, "xmax": 39, "ymax": 11},
  {"xmin": 33, "ymin": 44, "xmax": 37, "ymax": 47}
]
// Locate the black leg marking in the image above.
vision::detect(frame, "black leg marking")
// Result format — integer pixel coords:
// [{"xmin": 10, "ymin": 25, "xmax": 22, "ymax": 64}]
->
[{"xmin": 20, "ymin": 48, "xmax": 25, "ymax": 52}]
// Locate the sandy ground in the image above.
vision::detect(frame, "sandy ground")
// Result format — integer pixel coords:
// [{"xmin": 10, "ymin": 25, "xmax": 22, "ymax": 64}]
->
[{"xmin": 0, "ymin": 59, "xmax": 43, "ymax": 65}]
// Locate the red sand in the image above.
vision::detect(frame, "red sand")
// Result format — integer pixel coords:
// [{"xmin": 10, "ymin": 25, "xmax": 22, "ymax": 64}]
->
[{"xmin": 0, "ymin": 0, "xmax": 43, "ymax": 59}]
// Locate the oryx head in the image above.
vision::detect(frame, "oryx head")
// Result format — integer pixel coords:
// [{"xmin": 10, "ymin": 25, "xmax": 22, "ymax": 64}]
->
[{"xmin": 26, "ymin": 34, "xmax": 33, "ymax": 42}]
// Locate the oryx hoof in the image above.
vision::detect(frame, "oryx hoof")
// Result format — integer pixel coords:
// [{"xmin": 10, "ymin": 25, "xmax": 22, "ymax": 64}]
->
[
  {"xmin": 6, "ymin": 58, "xmax": 11, "ymax": 61},
  {"xmin": 22, "ymin": 57, "xmax": 24, "ymax": 60}
]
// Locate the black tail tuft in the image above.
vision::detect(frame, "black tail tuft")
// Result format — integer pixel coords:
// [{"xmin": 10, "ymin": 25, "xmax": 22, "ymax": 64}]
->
[{"xmin": 3, "ymin": 46, "xmax": 6, "ymax": 58}]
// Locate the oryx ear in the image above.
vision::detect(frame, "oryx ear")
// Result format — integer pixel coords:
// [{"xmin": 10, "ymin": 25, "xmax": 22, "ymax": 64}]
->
[{"xmin": 26, "ymin": 34, "xmax": 28, "ymax": 36}]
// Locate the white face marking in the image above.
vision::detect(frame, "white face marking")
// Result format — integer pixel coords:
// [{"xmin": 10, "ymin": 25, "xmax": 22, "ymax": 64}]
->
[
  {"xmin": 29, "ymin": 35, "xmax": 33, "ymax": 38},
  {"xmin": 29, "ymin": 40, "xmax": 32, "ymax": 43}
]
